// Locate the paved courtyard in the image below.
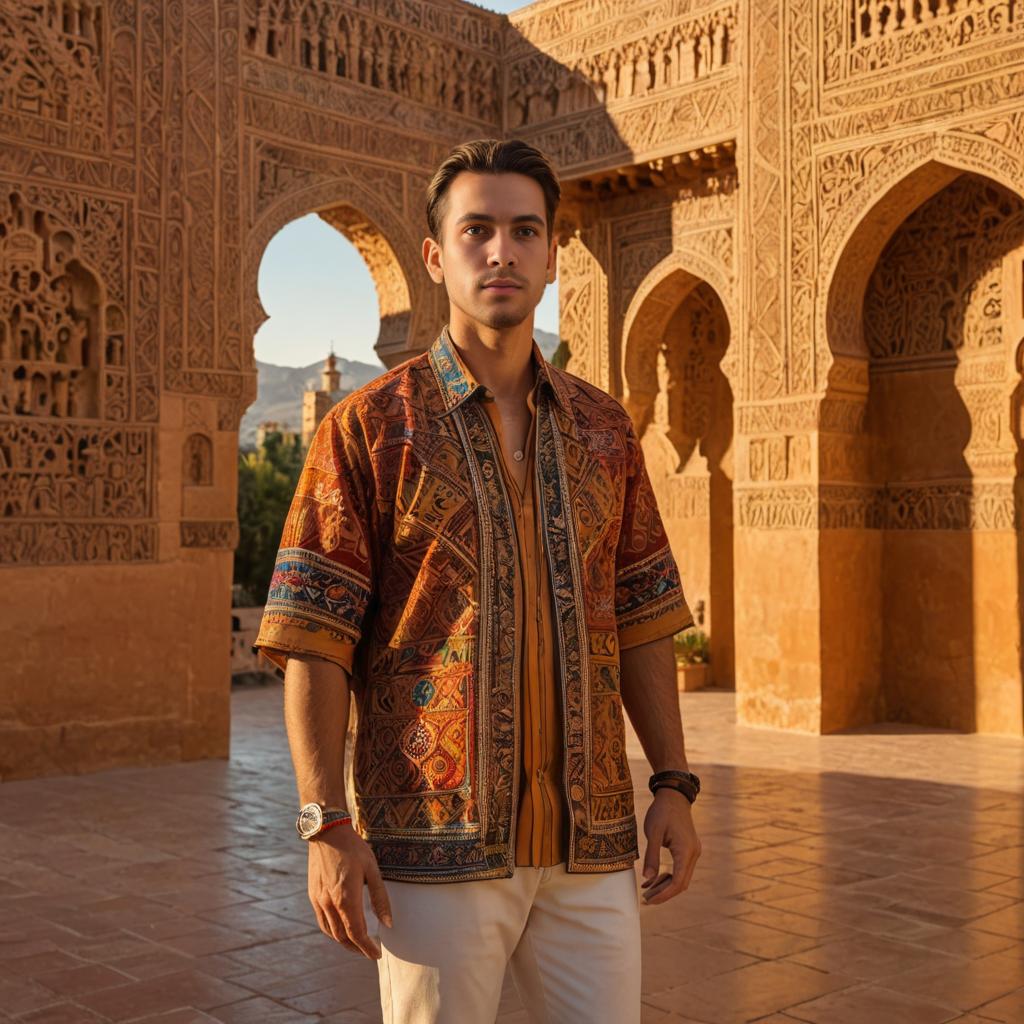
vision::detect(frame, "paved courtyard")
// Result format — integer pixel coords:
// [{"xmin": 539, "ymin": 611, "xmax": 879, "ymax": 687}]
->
[{"xmin": 1, "ymin": 684, "xmax": 1022, "ymax": 1024}]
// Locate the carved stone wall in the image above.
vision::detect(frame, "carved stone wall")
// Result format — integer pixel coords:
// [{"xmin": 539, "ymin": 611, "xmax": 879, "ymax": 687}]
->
[
  {"xmin": 829, "ymin": 173, "xmax": 1024, "ymax": 733},
  {"xmin": 633, "ymin": 279, "xmax": 737, "ymax": 687},
  {"xmin": 3, "ymin": 0, "xmax": 1024, "ymax": 779}
]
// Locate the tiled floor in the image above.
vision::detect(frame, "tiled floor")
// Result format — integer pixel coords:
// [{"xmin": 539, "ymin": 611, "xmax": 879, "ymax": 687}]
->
[{"xmin": 1, "ymin": 684, "xmax": 1021, "ymax": 1023}]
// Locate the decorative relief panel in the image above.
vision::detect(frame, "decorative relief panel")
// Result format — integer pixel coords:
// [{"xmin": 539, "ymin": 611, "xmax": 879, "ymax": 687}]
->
[
  {"xmin": 219, "ymin": 0, "xmax": 244, "ymax": 375},
  {"xmin": 181, "ymin": 520, "xmax": 239, "ymax": 548},
  {"xmin": 823, "ymin": 0, "xmax": 1021, "ymax": 85},
  {"xmin": 816, "ymin": 51, "xmax": 1024, "ymax": 140},
  {"xmin": 557, "ymin": 231, "xmax": 610, "ymax": 389},
  {"xmin": 0, "ymin": 3, "xmax": 107, "ymax": 155},
  {"xmin": 519, "ymin": 77, "xmax": 740, "ymax": 175},
  {"xmin": 242, "ymin": 58, "xmax": 491, "ymax": 138},
  {"xmin": 185, "ymin": 434, "xmax": 214, "ymax": 487},
  {"xmin": 748, "ymin": 434, "xmax": 812, "ymax": 482},
  {"xmin": 0, "ymin": 522, "xmax": 157, "ymax": 564},
  {"xmin": 244, "ymin": 0, "xmax": 501, "ymax": 123},
  {"xmin": 245, "ymin": 95, "xmax": 445, "ymax": 179},
  {"xmin": 863, "ymin": 175, "xmax": 1024, "ymax": 361},
  {"xmin": 0, "ymin": 189, "xmax": 129, "ymax": 422},
  {"xmin": 745, "ymin": 0, "xmax": 787, "ymax": 402},
  {"xmin": 0, "ymin": 422, "xmax": 151, "ymax": 520},
  {"xmin": 614, "ymin": 214, "xmax": 674, "ymax": 317},
  {"xmin": 507, "ymin": 2, "xmax": 736, "ymax": 127},
  {"xmin": 738, "ymin": 481, "xmax": 1016, "ymax": 530},
  {"xmin": 656, "ymin": 474, "xmax": 712, "ymax": 519},
  {"xmin": 656, "ymin": 282, "xmax": 730, "ymax": 454}
]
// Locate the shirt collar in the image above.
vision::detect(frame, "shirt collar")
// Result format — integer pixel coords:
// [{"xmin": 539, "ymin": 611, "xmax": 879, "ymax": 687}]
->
[{"xmin": 427, "ymin": 323, "xmax": 571, "ymax": 415}]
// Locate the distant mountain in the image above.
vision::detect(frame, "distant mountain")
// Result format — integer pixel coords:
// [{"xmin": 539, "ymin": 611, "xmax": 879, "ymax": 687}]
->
[
  {"xmin": 241, "ymin": 328, "xmax": 561, "ymax": 449},
  {"xmin": 240, "ymin": 355, "xmax": 386, "ymax": 449},
  {"xmin": 534, "ymin": 327, "xmax": 559, "ymax": 359}
]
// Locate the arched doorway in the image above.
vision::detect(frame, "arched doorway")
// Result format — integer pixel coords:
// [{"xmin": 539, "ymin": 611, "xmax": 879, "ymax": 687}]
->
[
  {"xmin": 623, "ymin": 265, "xmax": 735, "ymax": 686},
  {"xmin": 231, "ymin": 198, "xmax": 417, "ymax": 682},
  {"xmin": 823, "ymin": 166, "xmax": 1024, "ymax": 734}
]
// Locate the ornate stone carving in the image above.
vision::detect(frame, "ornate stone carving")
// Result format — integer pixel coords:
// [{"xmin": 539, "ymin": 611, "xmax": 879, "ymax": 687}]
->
[
  {"xmin": 0, "ymin": 3, "xmax": 106, "ymax": 155},
  {"xmin": 181, "ymin": 519, "xmax": 239, "ymax": 548},
  {"xmin": 824, "ymin": 0, "xmax": 1021, "ymax": 84},
  {"xmin": 244, "ymin": 0, "xmax": 502, "ymax": 123},
  {"xmin": 748, "ymin": 434, "xmax": 812, "ymax": 482},
  {"xmin": 185, "ymin": 434, "xmax": 214, "ymax": 487},
  {"xmin": 0, "ymin": 189, "xmax": 132, "ymax": 421},
  {"xmin": 0, "ymin": 422, "xmax": 152, "ymax": 521},
  {"xmin": 745, "ymin": 0, "xmax": 787, "ymax": 402},
  {"xmin": 863, "ymin": 174, "xmax": 1024, "ymax": 360},
  {"xmin": 736, "ymin": 485, "xmax": 817, "ymax": 529},
  {"xmin": 0, "ymin": 521, "xmax": 156, "ymax": 565},
  {"xmin": 884, "ymin": 480, "xmax": 1016, "ymax": 530},
  {"xmin": 557, "ymin": 231, "xmax": 610, "ymax": 390},
  {"xmin": 736, "ymin": 481, "xmax": 1017, "ymax": 531},
  {"xmin": 506, "ymin": 3, "xmax": 737, "ymax": 127},
  {"xmin": 518, "ymin": 77, "xmax": 740, "ymax": 175}
]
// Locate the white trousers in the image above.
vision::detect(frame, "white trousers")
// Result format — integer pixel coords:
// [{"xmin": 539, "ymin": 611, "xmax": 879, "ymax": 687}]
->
[{"xmin": 366, "ymin": 864, "xmax": 641, "ymax": 1024}]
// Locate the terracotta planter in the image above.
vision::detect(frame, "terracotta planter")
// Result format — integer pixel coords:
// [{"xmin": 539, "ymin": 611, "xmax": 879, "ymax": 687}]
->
[{"xmin": 676, "ymin": 662, "xmax": 711, "ymax": 692}]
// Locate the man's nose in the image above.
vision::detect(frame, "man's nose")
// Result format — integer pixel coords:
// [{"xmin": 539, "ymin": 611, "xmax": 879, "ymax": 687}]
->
[{"xmin": 487, "ymin": 233, "xmax": 517, "ymax": 266}]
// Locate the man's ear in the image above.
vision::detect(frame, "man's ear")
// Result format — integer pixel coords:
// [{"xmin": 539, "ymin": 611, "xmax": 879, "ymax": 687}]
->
[
  {"xmin": 546, "ymin": 237, "xmax": 558, "ymax": 284},
  {"xmin": 422, "ymin": 236, "xmax": 444, "ymax": 284}
]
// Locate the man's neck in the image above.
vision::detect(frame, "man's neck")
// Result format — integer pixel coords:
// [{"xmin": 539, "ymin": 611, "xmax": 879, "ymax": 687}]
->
[{"xmin": 446, "ymin": 312, "xmax": 535, "ymax": 404}]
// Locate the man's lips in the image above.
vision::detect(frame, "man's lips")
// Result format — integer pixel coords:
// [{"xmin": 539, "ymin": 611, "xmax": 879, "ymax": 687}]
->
[{"xmin": 482, "ymin": 283, "xmax": 522, "ymax": 292}]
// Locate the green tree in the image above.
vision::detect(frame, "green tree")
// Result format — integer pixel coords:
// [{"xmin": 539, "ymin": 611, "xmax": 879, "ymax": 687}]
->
[{"xmin": 234, "ymin": 431, "xmax": 305, "ymax": 605}]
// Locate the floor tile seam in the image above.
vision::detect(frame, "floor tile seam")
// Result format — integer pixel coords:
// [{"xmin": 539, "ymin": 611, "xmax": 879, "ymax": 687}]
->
[
  {"xmin": 780, "ymin": 976, "xmax": 966, "ymax": 1017},
  {"xmin": 868, "ymin": 977, "xmax": 1024, "ymax": 1016}
]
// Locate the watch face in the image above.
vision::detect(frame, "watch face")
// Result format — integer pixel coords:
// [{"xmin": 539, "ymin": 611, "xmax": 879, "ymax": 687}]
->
[{"xmin": 296, "ymin": 803, "xmax": 324, "ymax": 839}]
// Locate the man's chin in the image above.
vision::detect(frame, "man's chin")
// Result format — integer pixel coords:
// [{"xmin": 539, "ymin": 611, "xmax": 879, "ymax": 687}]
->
[
  {"xmin": 485, "ymin": 311, "xmax": 530, "ymax": 329},
  {"xmin": 475, "ymin": 301, "xmax": 532, "ymax": 330}
]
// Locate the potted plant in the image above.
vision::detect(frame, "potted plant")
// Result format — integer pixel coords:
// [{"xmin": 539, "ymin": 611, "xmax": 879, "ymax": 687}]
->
[{"xmin": 673, "ymin": 627, "xmax": 711, "ymax": 692}]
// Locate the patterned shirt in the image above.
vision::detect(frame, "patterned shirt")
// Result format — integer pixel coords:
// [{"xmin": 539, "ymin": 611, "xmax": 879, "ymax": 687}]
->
[
  {"xmin": 479, "ymin": 365, "xmax": 566, "ymax": 867},
  {"xmin": 255, "ymin": 325, "xmax": 694, "ymax": 882}
]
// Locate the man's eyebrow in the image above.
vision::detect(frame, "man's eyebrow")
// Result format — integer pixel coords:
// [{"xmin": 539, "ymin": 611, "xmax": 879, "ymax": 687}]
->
[{"xmin": 454, "ymin": 212, "xmax": 545, "ymax": 226}]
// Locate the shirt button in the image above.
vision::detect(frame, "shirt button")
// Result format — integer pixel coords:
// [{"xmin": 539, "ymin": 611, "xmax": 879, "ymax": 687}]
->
[{"xmin": 513, "ymin": 450, "xmax": 524, "ymax": 461}]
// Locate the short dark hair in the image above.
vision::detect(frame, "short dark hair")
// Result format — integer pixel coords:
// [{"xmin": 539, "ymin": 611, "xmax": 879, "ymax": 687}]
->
[{"xmin": 425, "ymin": 138, "xmax": 561, "ymax": 241}]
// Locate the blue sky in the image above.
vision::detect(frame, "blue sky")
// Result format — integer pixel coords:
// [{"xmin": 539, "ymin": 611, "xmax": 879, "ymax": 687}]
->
[
  {"xmin": 254, "ymin": 0, "xmax": 555, "ymax": 369},
  {"xmin": 255, "ymin": 214, "xmax": 560, "ymax": 368}
]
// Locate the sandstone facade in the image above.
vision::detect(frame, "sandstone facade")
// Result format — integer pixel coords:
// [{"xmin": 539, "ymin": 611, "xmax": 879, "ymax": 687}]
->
[{"xmin": 2, "ymin": 0, "xmax": 1022, "ymax": 778}]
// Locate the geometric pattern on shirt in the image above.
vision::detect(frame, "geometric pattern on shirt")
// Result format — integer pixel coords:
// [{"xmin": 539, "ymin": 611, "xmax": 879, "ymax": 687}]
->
[{"xmin": 254, "ymin": 325, "xmax": 693, "ymax": 882}]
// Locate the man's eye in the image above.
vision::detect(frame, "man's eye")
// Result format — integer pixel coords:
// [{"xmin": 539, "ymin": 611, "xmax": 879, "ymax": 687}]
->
[
  {"xmin": 465, "ymin": 226, "xmax": 484, "ymax": 235},
  {"xmin": 518, "ymin": 227, "xmax": 537, "ymax": 236}
]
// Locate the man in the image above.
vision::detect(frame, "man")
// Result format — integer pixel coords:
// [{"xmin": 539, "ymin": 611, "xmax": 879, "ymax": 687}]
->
[{"xmin": 255, "ymin": 138, "xmax": 702, "ymax": 1024}]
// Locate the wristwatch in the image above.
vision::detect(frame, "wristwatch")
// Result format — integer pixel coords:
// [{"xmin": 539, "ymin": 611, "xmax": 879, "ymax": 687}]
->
[
  {"xmin": 648, "ymin": 769, "xmax": 701, "ymax": 804},
  {"xmin": 295, "ymin": 801, "xmax": 352, "ymax": 840}
]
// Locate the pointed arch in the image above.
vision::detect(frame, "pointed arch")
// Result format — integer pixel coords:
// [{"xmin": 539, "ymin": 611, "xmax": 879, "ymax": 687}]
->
[
  {"xmin": 245, "ymin": 178, "xmax": 432, "ymax": 364},
  {"xmin": 821, "ymin": 133, "xmax": 1024, "ymax": 365}
]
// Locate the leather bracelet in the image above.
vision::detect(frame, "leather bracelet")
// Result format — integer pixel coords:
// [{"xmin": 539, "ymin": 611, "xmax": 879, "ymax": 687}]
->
[
  {"xmin": 648, "ymin": 768, "xmax": 700, "ymax": 803},
  {"xmin": 651, "ymin": 778, "xmax": 698, "ymax": 803}
]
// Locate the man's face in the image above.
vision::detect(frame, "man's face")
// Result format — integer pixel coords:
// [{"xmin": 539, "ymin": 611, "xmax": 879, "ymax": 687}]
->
[{"xmin": 423, "ymin": 171, "xmax": 557, "ymax": 331}]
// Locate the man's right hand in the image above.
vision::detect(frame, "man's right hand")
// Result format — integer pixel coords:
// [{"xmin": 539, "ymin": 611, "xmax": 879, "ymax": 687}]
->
[{"xmin": 307, "ymin": 826, "xmax": 393, "ymax": 959}]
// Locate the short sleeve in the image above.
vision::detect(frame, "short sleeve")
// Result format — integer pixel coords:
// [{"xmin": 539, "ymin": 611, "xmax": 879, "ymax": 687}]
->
[
  {"xmin": 253, "ymin": 407, "xmax": 375, "ymax": 675},
  {"xmin": 614, "ymin": 418, "xmax": 694, "ymax": 651}
]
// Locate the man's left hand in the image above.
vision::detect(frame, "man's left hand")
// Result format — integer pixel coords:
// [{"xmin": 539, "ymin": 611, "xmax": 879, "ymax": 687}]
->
[{"xmin": 640, "ymin": 787, "xmax": 701, "ymax": 905}]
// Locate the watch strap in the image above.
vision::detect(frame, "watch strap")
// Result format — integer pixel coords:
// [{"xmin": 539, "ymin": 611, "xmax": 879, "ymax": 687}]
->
[
  {"xmin": 296, "ymin": 802, "xmax": 353, "ymax": 840},
  {"xmin": 648, "ymin": 768, "xmax": 701, "ymax": 803}
]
